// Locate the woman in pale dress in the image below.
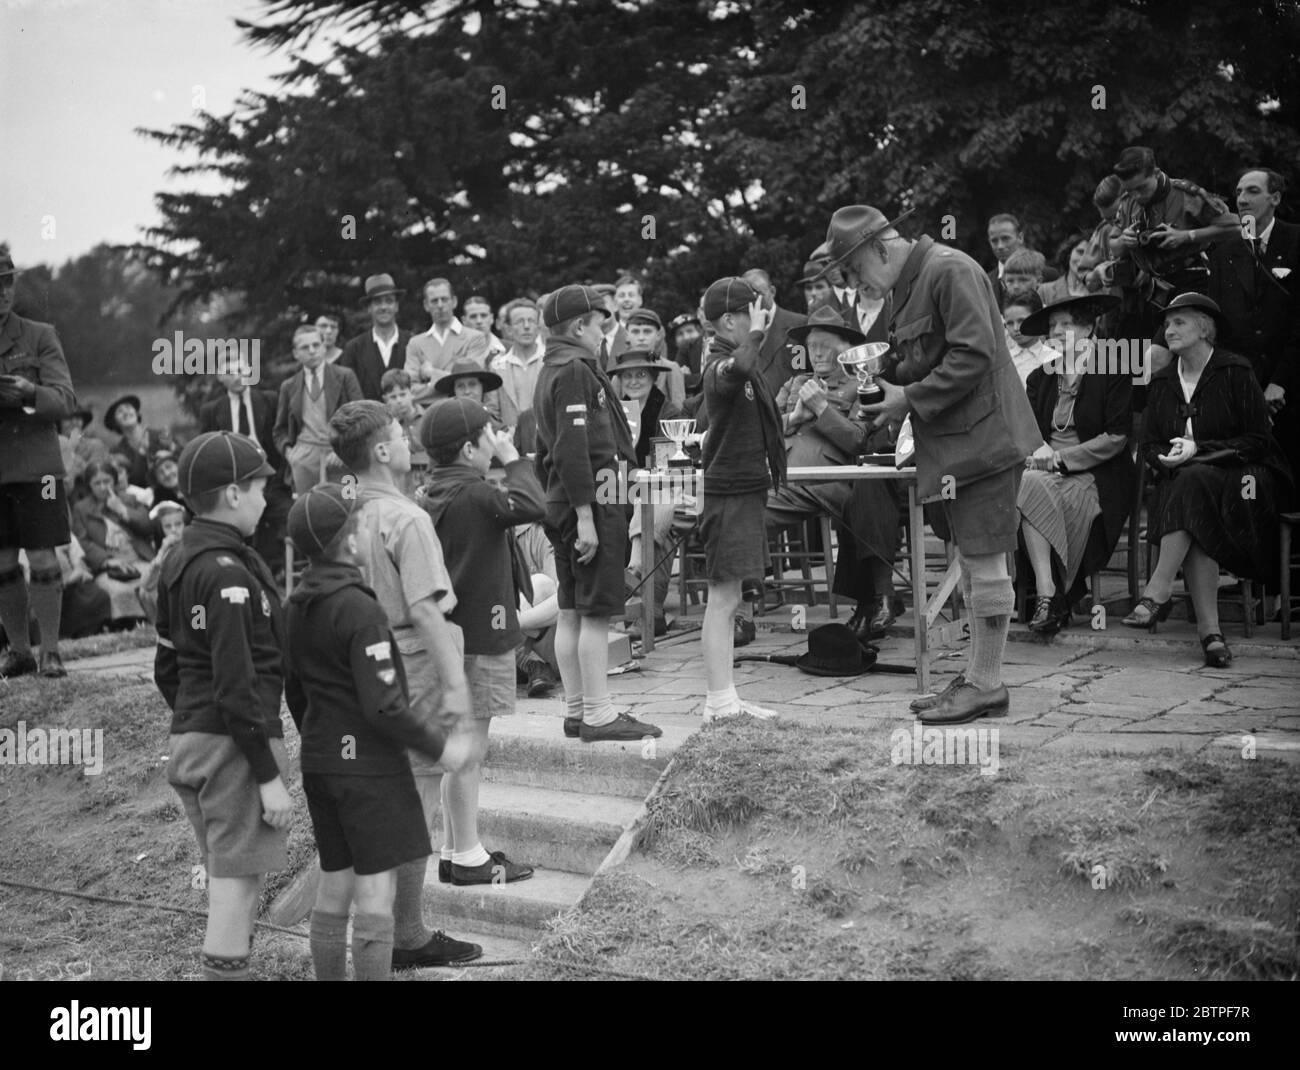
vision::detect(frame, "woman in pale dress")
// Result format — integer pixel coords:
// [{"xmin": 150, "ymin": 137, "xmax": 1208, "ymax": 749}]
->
[{"xmin": 70, "ymin": 461, "xmax": 156, "ymax": 627}]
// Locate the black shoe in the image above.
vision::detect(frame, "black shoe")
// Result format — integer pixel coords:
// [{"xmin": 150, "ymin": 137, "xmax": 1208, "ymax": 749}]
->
[
  {"xmin": 1201, "ymin": 632, "xmax": 1232, "ymax": 668},
  {"xmin": 733, "ymin": 616, "xmax": 756, "ymax": 648},
  {"xmin": 1122, "ymin": 596, "xmax": 1173, "ymax": 631},
  {"xmin": 38, "ymin": 650, "xmax": 67, "ymax": 679},
  {"xmin": 451, "ymin": 849, "xmax": 535, "ymax": 886},
  {"xmin": 846, "ymin": 604, "xmax": 870, "ymax": 643},
  {"xmin": 910, "ymin": 673, "xmax": 966, "ymax": 714},
  {"xmin": 1027, "ymin": 595, "xmax": 1058, "ymax": 634},
  {"xmin": 920, "ymin": 683, "xmax": 1010, "ymax": 725},
  {"xmin": 867, "ymin": 596, "xmax": 896, "ymax": 639},
  {"xmin": 437, "ymin": 858, "xmax": 451, "ymax": 883},
  {"xmin": 0, "ymin": 649, "xmax": 38, "ymax": 679},
  {"xmin": 525, "ymin": 659, "xmax": 559, "ymax": 698},
  {"xmin": 741, "ymin": 578, "xmax": 764, "ymax": 603},
  {"xmin": 391, "ymin": 931, "xmax": 483, "ymax": 970},
  {"xmin": 563, "ymin": 715, "xmax": 582, "ymax": 738},
  {"xmin": 580, "ymin": 712, "xmax": 663, "ymax": 742}
]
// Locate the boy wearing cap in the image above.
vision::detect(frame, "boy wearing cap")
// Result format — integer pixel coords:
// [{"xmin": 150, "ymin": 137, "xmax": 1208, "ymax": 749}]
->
[
  {"xmin": 327, "ymin": 400, "xmax": 482, "ymax": 968},
  {"xmin": 533, "ymin": 284, "xmax": 663, "ymax": 742},
  {"xmin": 284, "ymin": 484, "xmax": 470, "ymax": 980},
  {"xmin": 420, "ymin": 397, "xmax": 545, "ymax": 883},
  {"xmin": 154, "ymin": 430, "xmax": 292, "ymax": 981},
  {"xmin": 697, "ymin": 277, "xmax": 789, "ymax": 721}
]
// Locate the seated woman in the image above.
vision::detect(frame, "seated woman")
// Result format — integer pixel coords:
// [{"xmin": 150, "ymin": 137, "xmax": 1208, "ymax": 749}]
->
[
  {"xmin": 1122, "ymin": 294, "xmax": 1293, "ymax": 666},
  {"xmin": 1002, "ymin": 290, "xmax": 1056, "ymax": 386},
  {"xmin": 1037, "ymin": 231, "xmax": 1095, "ymax": 305},
  {"xmin": 104, "ymin": 394, "xmax": 171, "ymax": 488},
  {"xmin": 1015, "ymin": 294, "xmax": 1132, "ymax": 633},
  {"xmin": 70, "ymin": 461, "xmax": 156, "ymax": 628},
  {"xmin": 611, "ymin": 348, "xmax": 682, "ymax": 637}
]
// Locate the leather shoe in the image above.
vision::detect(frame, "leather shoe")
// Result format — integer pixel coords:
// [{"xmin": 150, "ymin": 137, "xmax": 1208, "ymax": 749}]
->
[
  {"xmin": 867, "ymin": 596, "xmax": 896, "ymax": 639},
  {"xmin": 920, "ymin": 682, "xmax": 1009, "ymax": 725},
  {"xmin": 733, "ymin": 616, "xmax": 756, "ymax": 647},
  {"xmin": 0, "ymin": 649, "xmax": 38, "ymax": 679},
  {"xmin": 39, "ymin": 650, "xmax": 68, "ymax": 679},
  {"xmin": 563, "ymin": 715, "xmax": 581, "ymax": 738},
  {"xmin": 910, "ymin": 673, "xmax": 966, "ymax": 714},
  {"xmin": 451, "ymin": 849, "xmax": 534, "ymax": 886}
]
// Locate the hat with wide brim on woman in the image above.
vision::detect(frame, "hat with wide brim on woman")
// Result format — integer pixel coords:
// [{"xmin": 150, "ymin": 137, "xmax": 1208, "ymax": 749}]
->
[
  {"xmin": 794, "ymin": 624, "xmax": 878, "ymax": 677},
  {"xmin": 103, "ymin": 395, "xmax": 143, "ymax": 435},
  {"xmin": 1019, "ymin": 294, "xmax": 1120, "ymax": 338},
  {"xmin": 1161, "ymin": 292, "xmax": 1232, "ymax": 343},
  {"xmin": 609, "ymin": 348, "xmax": 664, "ymax": 375},
  {"xmin": 432, "ymin": 358, "xmax": 503, "ymax": 397}
]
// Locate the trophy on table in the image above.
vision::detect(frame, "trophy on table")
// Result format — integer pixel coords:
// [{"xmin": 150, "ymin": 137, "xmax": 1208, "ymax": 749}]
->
[
  {"xmin": 660, "ymin": 418, "xmax": 697, "ymax": 469},
  {"xmin": 838, "ymin": 342, "xmax": 891, "ymax": 415}
]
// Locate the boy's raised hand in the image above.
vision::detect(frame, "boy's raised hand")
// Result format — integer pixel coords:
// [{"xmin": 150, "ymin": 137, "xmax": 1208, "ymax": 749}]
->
[
  {"xmin": 490, "ymin": 424, "xmax": 520, "ymax": 464},
  {"xmin": 259, "ymin": 776, "xmax": 294, "ymax": 830},
  {"xmin": 747, "ymin": 297, "xmax": 773, "ymax": 336}
]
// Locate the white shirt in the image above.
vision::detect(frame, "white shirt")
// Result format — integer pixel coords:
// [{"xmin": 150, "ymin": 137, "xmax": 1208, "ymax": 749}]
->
[
  {"xmin": 494, "ymin": 337, "xmax": 545, "ymax": 369},
  {"xmin": 227, "ymin": 389, "xmax": 260, "ymax": 446},
  {"xmin": 1177, "ymin": 355, "xmax": 1206, "ymax": 438},
  {"xmin": 1257, "ymin": 217, "xmax": 1276, "ymax": 254},
  {"xmin": 372, "ymin": 327, "xmax": 400, "ymax": 367},
  {"xmin": 856, "ymin": 296, "xmax": 885, "ymax": 335},
  {"xmin": 424, "ymin": 317, "xmax": 464, "ymax": 348}
]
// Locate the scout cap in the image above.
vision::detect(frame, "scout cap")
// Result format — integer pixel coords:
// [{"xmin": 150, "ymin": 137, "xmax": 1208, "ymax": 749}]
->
[
  {"xmin": 177, "ymin": 431, "xmax": 277, "ymax": 497},
  {"xmin": 287, "ymin": 483, "xmax": 359, "ymax": 558},
  {"xmin": 541, "ymin": 284, "xmax": 611, "ymax": 327},
  {"xmin": 701, "ymin": 277, "xmax": 759, "ymax": 321},
  {"xmin": 419, "ymin": 396, "xmax": 493, "ymax": 451},
  {"xmin": 625, "ymin": 308, "xmax": 663, "ymax": 329}
]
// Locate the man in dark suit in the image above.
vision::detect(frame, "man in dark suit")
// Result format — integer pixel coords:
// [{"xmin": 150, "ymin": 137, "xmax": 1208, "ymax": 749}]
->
[
  {"xmin": 200, "ymin": 368, "xmax": 292, "ymax": 568},
  {"xmin": 741, "ymin": 268, "xmax": 809, "ymax": 396},
  {"xmin": 0, "ymin": 250, "xmax": 76, "ymax": 678},
  {"xmin": 339, "ymin": 273, "xmax": 413, "ymax": 401},
  {"xmin": 275, "ymin": 324, "xmax": 363, "ymax": 493},
  {"xmin": 1208, "ymin": 166, "xmax": 1300, "ymax": 494}
]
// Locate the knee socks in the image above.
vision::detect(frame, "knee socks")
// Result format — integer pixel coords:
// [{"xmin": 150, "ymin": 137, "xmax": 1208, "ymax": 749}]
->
[
  {"xmin": 0, "ymin": 567, "xmax": 31, "ymax": 653},
  {"xmin": 309, "ymin": 909, "xmax": 349, "ymax": 981},
  {"xmin": 392, "ymin": 859, "xmax": 431, "ymax": 950},
  {"xmin": 967, "ymin": 576, "xmax": 1015, "ymax": 691},
  {"xmin": 29, "ymin": 567, "xmax": 63, "ymax": 650},
  {"xmin": 200, "ymin": 951, "xmax": 250, "ymax": 981},
  {"xmin": 351, "ymin": 912, "xmax": 395, "ymax": 982}
]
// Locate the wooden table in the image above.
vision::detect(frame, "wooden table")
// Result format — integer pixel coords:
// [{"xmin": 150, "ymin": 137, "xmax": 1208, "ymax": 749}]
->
[{"xmin": 635, "ymin": 464, "xmax": 961, "ymax": 692}]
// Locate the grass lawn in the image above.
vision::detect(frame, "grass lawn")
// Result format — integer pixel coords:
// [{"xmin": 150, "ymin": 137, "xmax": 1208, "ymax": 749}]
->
[{"xmin": 512, "ymin": 719, "xmax": 1300, "ymax": 981}]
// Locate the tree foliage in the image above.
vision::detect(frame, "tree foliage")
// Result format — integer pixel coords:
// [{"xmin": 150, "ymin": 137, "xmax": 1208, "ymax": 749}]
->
[{"xmin": 135, "ymin": 0, "xmax": 1300, "ymax": 336}]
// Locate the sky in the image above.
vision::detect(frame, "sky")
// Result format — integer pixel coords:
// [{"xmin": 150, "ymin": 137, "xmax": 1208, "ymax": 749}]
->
[{"xmin": 1, "ymin": 0, "xmax": 295, "ymax": 270}]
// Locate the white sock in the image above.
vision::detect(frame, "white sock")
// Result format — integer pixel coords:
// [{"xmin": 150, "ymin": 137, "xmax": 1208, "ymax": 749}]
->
[
  {"xmin": 582, "ymin": 694, "xmax": 618, "ymax": 728},
  {"xmin": 565, "ymin": 695, "xmax": 583, "ymax": 718},
  {"xmin": 704, "ymin": 686, "xmax": 738, "ymax": 719},
  {"xmin": 440, "ymin": 846, "xmax": 454, "ymax": 862},
  {"xmin": 452, "ymin": 844, "xmax": 491, "ymax": 868}
]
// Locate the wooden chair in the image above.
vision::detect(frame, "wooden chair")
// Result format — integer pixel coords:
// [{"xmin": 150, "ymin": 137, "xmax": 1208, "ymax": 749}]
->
[
  {"xmin": 1281, "ymin": 512, "xmax": 1300, "ymax": 640},
  {"xmin": 767, "ymin": 516, "xmax": 838, "ymax": 618}
]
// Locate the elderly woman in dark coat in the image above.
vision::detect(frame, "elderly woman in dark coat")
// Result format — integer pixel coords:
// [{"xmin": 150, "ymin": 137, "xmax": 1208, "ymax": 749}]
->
[
  {"xmin": 1122, "ymin": 294, "xmax": 1293, "ymax": 666},
  {"xmin": 1015, "ymin": 295, "xmax": 1133, "ymax": 633}
]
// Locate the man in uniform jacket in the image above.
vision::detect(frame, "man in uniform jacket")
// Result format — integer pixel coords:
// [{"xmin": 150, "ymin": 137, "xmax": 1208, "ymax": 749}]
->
[
  {"xmin": 825, "ymin": 205, "xmax": 1042, "ymax": 725},
  {"xmin": 0, "ymin": 251, "xmax": 77, "ymax": 678}
]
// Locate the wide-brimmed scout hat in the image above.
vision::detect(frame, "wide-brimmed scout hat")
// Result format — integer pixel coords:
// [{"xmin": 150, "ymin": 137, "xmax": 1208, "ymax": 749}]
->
[
  {"xmin": 823, "ymin": 205, "xmax": 916, "ymax": 265},
  {"xmin": 1019, "ymin": 294, "xmax": 1120, "ymax": 338},
  {"xmin": 787, "ymin": 300, "xmax": 866, "ymax": 347},
  {"xmin": 432, "ymin": 357, "xmax": 503, "ymax": 397}
]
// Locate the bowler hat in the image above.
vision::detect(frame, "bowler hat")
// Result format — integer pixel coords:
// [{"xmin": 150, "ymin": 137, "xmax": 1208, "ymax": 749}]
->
[
  {"xmin": 609, "ymin": 348, "xmax": 663, "ymax": 376},
  {"xmin": 794, "ymin": 624, "xmax": 877, "ymax": 677},
  {"xmin": 786, "ymin": 300, "xmax": 866, "ymax": 346},
  {"xmin": 361, "ymin": 273, "xmax": 402, "ymax": 303},
  {"xmin": 1162, "ymin": 292, "xmax": 1232, "ymax": 342},
  {"xmin": 541, "ymin": 284, "xmax": 610, "ymax": 328},
  {"xmin": 823, "ymin": 205, "xmax": 916, "ymax": 266},
  {"xmin": 288, "ymin": 483, "xmax": 359, "ymax": 559},
  {"xmin": 433, "ymin": 357, "xmax": 503, "ymax": 397},
  {"xmin": 103, "ymin": 395, "xmax": 143, "ymax": 435},
  {"xmin": 177, "ymin": 431, "xmax": 277, "ymax": 498},
  {"xmin": 1019, "ymin": 294, "xmax": 1120, "ymax": 338},
  {"xmin": 419, "ymin": 396, "xmax": 493, "ymax": 452}
]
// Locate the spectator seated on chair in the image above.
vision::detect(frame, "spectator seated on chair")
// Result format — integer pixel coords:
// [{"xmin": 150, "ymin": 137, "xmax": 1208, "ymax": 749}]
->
[
  {"xmin": 765, "ymin": 300, "xmax": 903, "ymax": 644},
  {"xmin": 1014, "ymin": 294, "xmax": 1133, "ymax": 634},
  {"xmin": 70, "ymin": 461, "xmax": 155, "ymax": 628},
  {"xmin": 1121, "ymin": 294, "xmax": 1293, "ymax": 667},
  {"xmin": 1001, "ymin": 290, "xmax": 1056, "ymax": 387}
]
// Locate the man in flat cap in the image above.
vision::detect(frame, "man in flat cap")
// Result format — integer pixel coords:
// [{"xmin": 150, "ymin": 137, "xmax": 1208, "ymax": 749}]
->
[
  {"xmin": 0, "ymin": 249, "xmax": 77, "ymax": 677},
  {"xmin": 824, "ymin": 205, "xmax": 1042, "ymax": 724}
]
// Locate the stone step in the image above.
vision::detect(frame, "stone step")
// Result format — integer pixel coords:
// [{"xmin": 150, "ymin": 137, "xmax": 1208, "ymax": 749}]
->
[
  {"xmin": 475, "ymin": 782, "xmax": 642, "ymax": 875},
  {"xmin": 422, "ymin": 866, "xmax": 588, "ymax": 941},
  {"xmin": 485, "ymin": 711, "xmax": 692, "ymax": 796}
]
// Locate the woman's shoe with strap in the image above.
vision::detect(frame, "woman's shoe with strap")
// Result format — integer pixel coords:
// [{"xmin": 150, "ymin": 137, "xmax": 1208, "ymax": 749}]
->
[
  {"xmin": 1201, "ymin": 633, "xmax": 1232, "ymax": 668},
  {"xmin": 1121, "ymin": 596, "xmax": 1172, "ymax": 631}
]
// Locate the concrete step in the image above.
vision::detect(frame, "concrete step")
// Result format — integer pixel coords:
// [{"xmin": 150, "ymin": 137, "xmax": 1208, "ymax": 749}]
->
[
  {"xmin": 485, "ymin": 711, "xmax": 692, "ymax": 796},
  {"xmin": 396, "ymin": 930, "xmax": 534, "ymax": 980},
  {"xmin": 475, "ymin": 782, "xmax": 641, "ymax": 875},
  {"xmin": 422, "ymin": 866, "xmax": 588, "ymax": 941}
]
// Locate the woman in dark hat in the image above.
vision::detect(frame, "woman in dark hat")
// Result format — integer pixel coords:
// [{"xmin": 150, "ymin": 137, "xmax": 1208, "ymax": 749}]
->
[
  {"xmin": 1122, "ymin": 293, "xmax": 1292, "ymax": 666},
  {"xmin": 1015, "ymin": 294, "xmax": 1132, "ymax": 633},
  {"xmin": 104, "ymin": 394, "xmax": 171, "ymax": 488},
  {"xmin": 610, "ymin": 348, "xmax": 681, "ymax": 468}
]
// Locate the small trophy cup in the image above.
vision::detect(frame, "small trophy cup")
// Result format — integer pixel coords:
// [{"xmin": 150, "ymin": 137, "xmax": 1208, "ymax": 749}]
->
[
  {"xmin": 660, "ymin": 418, "xmax": 697, "ymax": 469},
  {"xmin": 838, "ymin": 342, "xmax": 891, "ymax": 417}
]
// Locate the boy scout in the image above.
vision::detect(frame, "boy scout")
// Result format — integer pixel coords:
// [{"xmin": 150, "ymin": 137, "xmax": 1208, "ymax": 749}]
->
[{"xmin": 154, "ymin": 431, "xmax": 291, "ymax": 980}]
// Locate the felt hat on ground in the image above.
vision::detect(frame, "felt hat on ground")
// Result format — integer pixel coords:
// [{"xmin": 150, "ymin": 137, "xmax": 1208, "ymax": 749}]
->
[
  {"xmin": 794, "ymin": 623, "xmax": 878, "ymax": 677},
  {"xmin": 786, "ymin": 300, "xmax": 866, "ymax": 347},
  {"xmin": 823, "ymin": 204, "xmax": 916, "ymax": 266},
  {"xmin": 103, "ymin": 395, "xmax": 143, "ymax": 435},
  {"xmin": 361, "ymin": 273, "xmax": 402, "ymax": 303},
  {"xmin": 1161, "ymin": 291, "xmax": 1232, "ymax": 343},
  {"xmin": 432, "ymin": 357, "xmax": 503, "ymax": 397},
  {"xmin": 1019, "ymin": 294, "xmax": 1120, "ymax": 338}
]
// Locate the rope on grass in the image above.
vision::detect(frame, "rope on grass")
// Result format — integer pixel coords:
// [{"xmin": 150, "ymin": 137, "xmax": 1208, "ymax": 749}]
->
[{"xmin": 0, "ymin": 879, "xmax": 524, "ymax": 968}]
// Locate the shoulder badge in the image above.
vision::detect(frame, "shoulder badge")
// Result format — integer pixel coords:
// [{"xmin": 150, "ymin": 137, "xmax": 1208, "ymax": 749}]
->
[
  {"xmin": 260, "ymin": 590, "xmax": 271, "ymax": 617},
  {"xmin": 220, "ymin": 586, "xmax": 250, "ymax": 605},
  {"xmin": 744, "ymin": 381, "xmax": 755, "ymax": 401},
  {"xmin": 216, "ymin": 555, "xmax": 238, "ymax": 567},
  {"xmin": 364, "ymin": 640, "xmax": 392, "ymax": 661}
]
